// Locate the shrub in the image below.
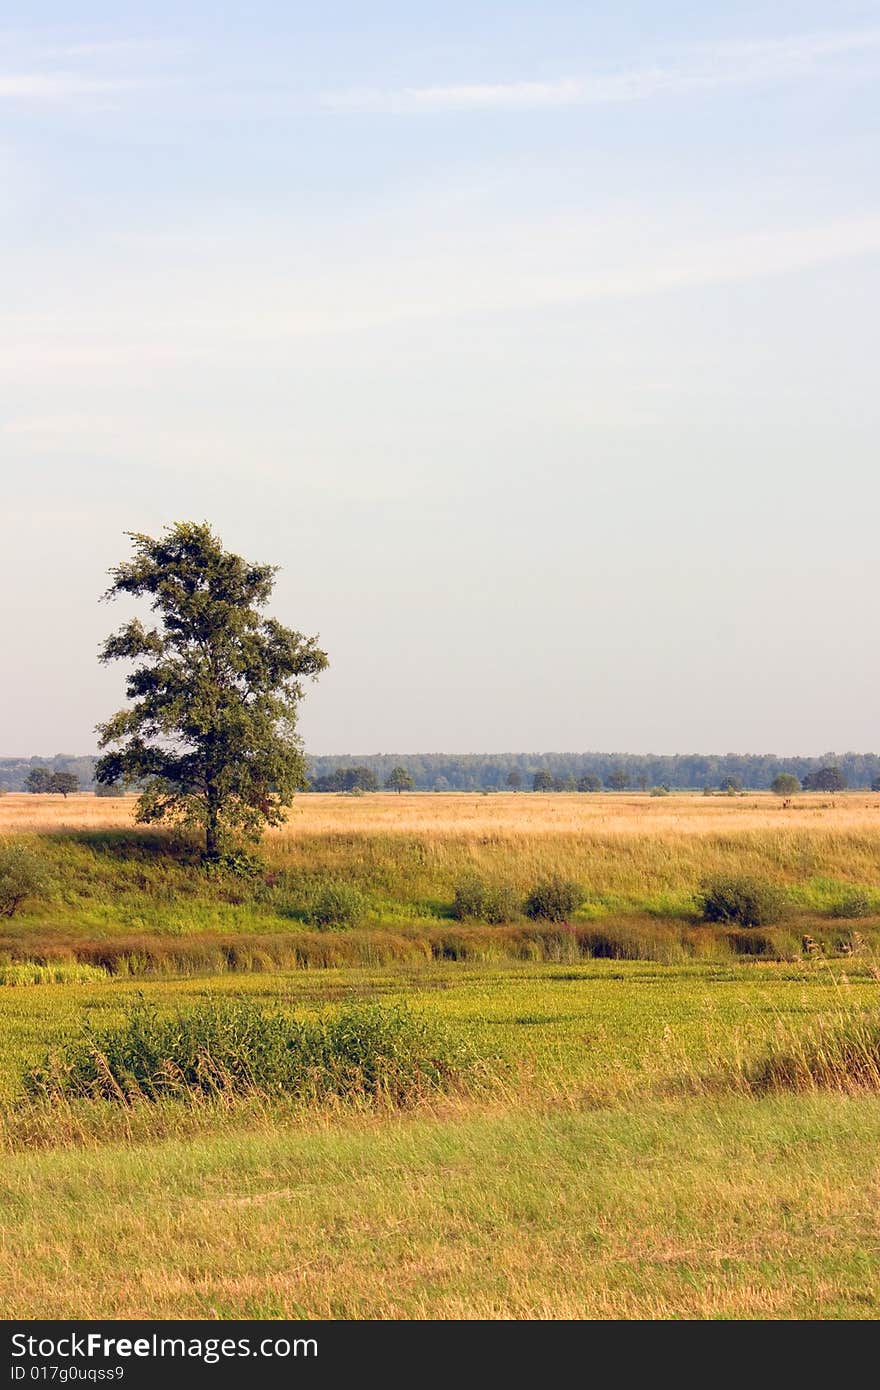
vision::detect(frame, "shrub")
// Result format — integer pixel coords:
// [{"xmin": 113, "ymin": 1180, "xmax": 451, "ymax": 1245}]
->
[
  {"xmin": 698, "ymin": 876, "xmax": 786, "ymax": 927},
  {"xmin": 0, "ymin": 842, "xmax": 50, "ymax": 918},
  {"xmin": 26, "ymin": 1000, "xmax": 479, "ymax": 1105},
  {"xmin": 451, "ymin": 874, "xmax": 519, "ymax": 924},
  {"xmin": 524, "ymin": 876, "xmax": 582, "ymax": 922},
  {"xmin": 830, "ymin": 891, "xmax": 875, "ymax": 920},
  {"xmin": 305, "ymin": 880, "xmax": 367, "ymax": 928}
]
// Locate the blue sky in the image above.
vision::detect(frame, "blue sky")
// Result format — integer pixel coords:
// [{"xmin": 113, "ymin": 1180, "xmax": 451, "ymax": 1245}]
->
[{"xmin": 2, "ymin": 3, "xmax": 879, "ymax": 755}]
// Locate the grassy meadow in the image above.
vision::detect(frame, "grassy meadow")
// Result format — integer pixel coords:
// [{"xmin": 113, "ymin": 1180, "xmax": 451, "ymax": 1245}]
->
[{"xmin": 2, "ymin": 791, "xmax": 880, "ymax": 1318}]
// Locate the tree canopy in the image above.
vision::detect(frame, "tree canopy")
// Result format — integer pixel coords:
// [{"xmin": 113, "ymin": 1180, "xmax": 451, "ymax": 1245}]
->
[
  {"xmin": 771, "ymin": 773, "xmax": 801, "ymax": 797},
  {"xmin": 385, "ymin": 766, "xmax": 414, "ymax": 794},
  {"xmin": 802, "ymin": 766, "xmax": 847, "ymax": 792},
  {"xmin": 95, "ymin": 522, "xmax": 328, "ymax": 859}
]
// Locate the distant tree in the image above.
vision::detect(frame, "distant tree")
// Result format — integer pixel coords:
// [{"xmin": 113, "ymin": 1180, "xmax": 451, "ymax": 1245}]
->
[
  {"xmin": 803, "ymin": 766, "xmax": 847, "ymax": 792},
  {"xmin": 719, "ymin": 776, "xmax": 743, "ymax": 793},
  {"xmin": 433, "ymin": 776, "xmax": 450, "ymax": 792},
  {"xmin": 532, "ymin": 770, "xmax": 555, "ymax": 792},
  {"xmin": 605, "ymin": 768, "xmax": 630, "ymax": 791},
  {"xmin": 24, "ymin": 767, "xmax": 52, "ymax": 794},
  {"xmin": 47, "ymin": 772, "xmax": 79, "ymax": 798},
  {"xmin": 95, "ymin": 781, "xmax": 126, "ymax": 798},
  {"xmin": 635, "ymin": 774, "xmax": 649, "ymax": 792},
  {"xmin": 771, "ymin": 773, "xmax": 801, "ymax": 797},
  {"xmin": 562, "ymin": 774, "xmax": 577, "ymax": 792},
  {"xmin": 577, "ymin": 774, "xmax": 602, "ymax": 793},
  {"xmin": 385, "ymin": 766, "xmax": 414, "ymax": 794},
  {"xmin": 872, "ymin": 776, "xmax": 880, "ymax": 793},
  {"xmin": 506, "ymin": 770, "xmax": 522, "ymax": 791},
  {"xmin": 94, "ymin": 522, "xmax": 328, "ymax": 860},
  {"xmin": 342, "ymin": 766, "xmax": 378, "ymax": 792}
]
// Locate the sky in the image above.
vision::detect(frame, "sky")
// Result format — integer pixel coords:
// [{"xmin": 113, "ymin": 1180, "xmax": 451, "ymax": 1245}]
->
[{"xmin": 1, "ymin": 1, "xmax": 878, "ymax": 757}]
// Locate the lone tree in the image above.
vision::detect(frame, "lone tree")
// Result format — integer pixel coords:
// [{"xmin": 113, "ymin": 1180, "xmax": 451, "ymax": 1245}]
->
[
  {"xmin": 48, "ymin": 772, "xmax": 79, "ymax": 797},
  {"xmin": 385, "ymin": 766, "xmax": 414, "ymax": 794},
  {"xmin": 771, "ymin": 773, "xmax": 801, "ymax": 797},
  {"xmin": 95, "ymin": 522, "xmax": 328, "ymax": 860},
  {"xmin": 532, "ymin": 769, "xmax": 555, "ymax": 792},
  {"xmin": 506, "ymin": 769, "xmax": 522, "ymax": 791}
]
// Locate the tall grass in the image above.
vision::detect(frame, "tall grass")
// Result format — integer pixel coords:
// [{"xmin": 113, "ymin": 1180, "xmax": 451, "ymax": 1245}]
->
[
  {"xmin": 747, "ymin": 1012, "xmax": 880, "ymax": 1093},
  {"xmin": 26, "ymin": 999, "xmax": 483, "ymax": 1106}
]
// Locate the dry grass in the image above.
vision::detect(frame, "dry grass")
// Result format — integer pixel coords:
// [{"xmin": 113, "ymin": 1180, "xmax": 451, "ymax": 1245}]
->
[{"xmin": 4, "ymin": 789, "xmax": 880, "ymax": 839}]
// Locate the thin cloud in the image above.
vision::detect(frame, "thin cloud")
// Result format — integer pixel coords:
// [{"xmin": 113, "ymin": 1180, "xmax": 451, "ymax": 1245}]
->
[
  {"xmin": 0, "ymin": 72, "xmax": 144, "ymax": 99},
  {"xmin": 321, "ymin": 26, "xmax": 880, "ymax": 112}
]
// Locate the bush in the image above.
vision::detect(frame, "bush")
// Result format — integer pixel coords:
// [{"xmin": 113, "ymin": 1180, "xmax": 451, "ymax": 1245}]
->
[
  {"xmin": 524, "ymin": 876, "xmax": 582, "ymax": 922},
  {"xmin": 0, "ymin": 842, "xmax": 50, "ymax": 918},
  {"xmin": 451, "ymin": 874, "xmax": 519, "ymax": 924},
  {"xmin": 698, "ymin": 876, "xmax": 786, "ymax": 927},
  {"xmin": 305, "ymin": 880, "xmax": 367, "ymax": 928},
  {"xmin": 26, "ymin": 1000, "xmax": 479, "ymax": 1105},
  {"xmin": 830, "ymin": 891, "xmax": 875, "ymax": 920}
]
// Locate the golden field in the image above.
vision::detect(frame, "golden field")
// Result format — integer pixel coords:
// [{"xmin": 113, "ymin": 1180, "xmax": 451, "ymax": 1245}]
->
[{"xmin": 3, "ymin": 788, "xmax": 880, "ymax": 838}]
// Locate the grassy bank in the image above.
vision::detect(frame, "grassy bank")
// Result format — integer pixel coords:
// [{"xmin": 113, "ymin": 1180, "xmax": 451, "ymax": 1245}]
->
[{"xmin": 2, "ymin": 791, "xmax": 880, "ymax": 974}]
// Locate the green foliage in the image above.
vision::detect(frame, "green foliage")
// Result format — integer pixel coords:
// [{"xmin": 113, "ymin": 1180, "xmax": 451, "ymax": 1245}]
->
[
  {"xmin": 94, "ymin": 781, "xmax": 125, "ymax": 798},
  {"xmin": 524, "ymin": 876, "xmax": 582, "ymax": 922},
  {"xmin": 532, "ymin": 770, "xmax": 555, "ymax": 792},
  {"xmin": 771, "ymin": 773, "xmax": 801, "ymax": 796},
  {"xmin": 26, "ymin": 1000, "xmax": 477, "ymax": 1105},
  {"xmin": 24, "ymin": 768, "xmax": 52, "ymax": 794},
  {"xmin": 311, "ymin": 766, "xmax": 378, "ymax": 792},
  {"xmin": 829, "ymin": 891, "xmax": 875, "ymax": 920},
  {"xmin": 803, "ymin": 766, "xmax": 847, "ymax": 792},
  {"xmin": 451, "ymin": 874, "xmax": 520, "ymax": 924},
  {"xmin": 698, "ymin": 876, "xmax": 787, "ymax": 927},
  {"xmin": 47, "ymin": 773, "xmax": 79, "ymax": 797},
  {"xmin": 577, "ymin": 774, "xmax": 602, "ymax": 792},
  {"xmin": 384, "ymin": 766, "xmax": 414, "ymax": 793},
  {"xmin": 94, "ymin": 522, "xmax": 328, "ymax": 858},
  {"xmin": 0, "ymin": 842, "xmax": 50, "ymax": 918},
  {"xmin": 605, "ymin": 768, "xmax": 630, "ymax": 791},
  {"xmin": 304, "ymin": 880, "xmax": 367, "ymax": 928}
]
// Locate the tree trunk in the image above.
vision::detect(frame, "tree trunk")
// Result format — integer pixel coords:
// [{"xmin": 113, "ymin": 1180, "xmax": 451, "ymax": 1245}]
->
[{"xmin": 205, "ymin": 791, "xmax": 220, "ymax": 861}]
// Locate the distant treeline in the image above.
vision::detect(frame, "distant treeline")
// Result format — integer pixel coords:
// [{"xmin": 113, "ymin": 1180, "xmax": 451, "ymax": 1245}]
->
[
  {"xmin": 2, "ymin": 750, "xmax": 879, "ymax": 795},
  {"xmin": 306, "ymin": 751, "xmax": 880, "ymax": 792}
]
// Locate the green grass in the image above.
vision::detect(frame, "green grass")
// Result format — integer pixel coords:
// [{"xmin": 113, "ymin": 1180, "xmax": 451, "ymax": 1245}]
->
[
  {"xmin": 2, "ymin": 958, "xmax": 880, "ymax": 1316},
  {"xmin": 6, "ymin": 828, "xmax": 880, "ymax": 963},
  {"xmin": 3, "ymin": 818, "xmax": 880, "ymax": 1318}
]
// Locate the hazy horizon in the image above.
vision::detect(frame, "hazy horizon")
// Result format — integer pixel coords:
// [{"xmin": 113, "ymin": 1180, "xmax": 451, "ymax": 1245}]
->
[{"xmin": 2, "ymin": 2, "xmax": 878, "ymax": 757}]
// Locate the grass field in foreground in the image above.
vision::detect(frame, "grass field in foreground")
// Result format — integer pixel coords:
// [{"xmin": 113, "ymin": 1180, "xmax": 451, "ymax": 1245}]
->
[
  {"xmin": 1, "ymin": 959, "xmax": 879, "ymax": 1318},
  {"xmin": 2, "ymin": 795, "xmax": 880, "ymax": 1318}
]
